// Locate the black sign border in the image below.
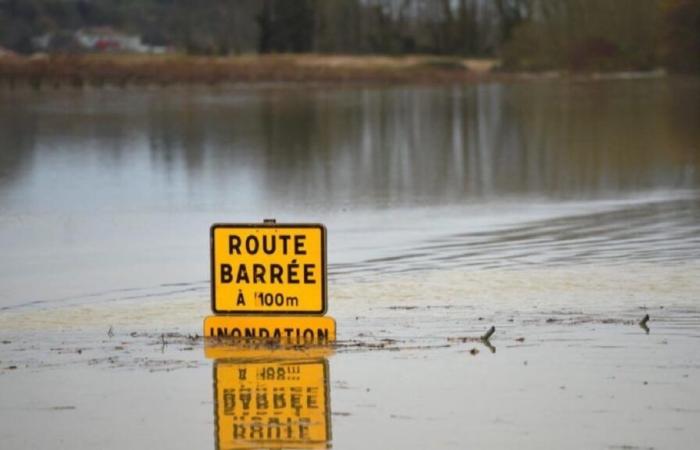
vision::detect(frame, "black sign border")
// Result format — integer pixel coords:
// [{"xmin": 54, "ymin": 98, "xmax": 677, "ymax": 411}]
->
[{"xmin": 210, "ymin": 223, "xmax": 327, "ymax": 315}]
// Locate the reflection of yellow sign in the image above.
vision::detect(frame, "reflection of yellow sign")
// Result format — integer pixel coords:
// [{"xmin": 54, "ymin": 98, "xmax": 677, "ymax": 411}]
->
[
  {"xmin": 204, "ymin": 342, "xmax": 335, "ymax": 362},
  {"xmin": 214, "ymin": 359, "xmax": 331, "ymax": 449},
  {"xmin": 211, "ymin": 224, "xmax": 326, "ymax": 314}
]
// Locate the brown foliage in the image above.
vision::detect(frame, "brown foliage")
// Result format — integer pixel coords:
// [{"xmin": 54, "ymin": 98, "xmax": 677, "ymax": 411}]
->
[
  {"xmin": 660, "ymin": 0, "xmax": 700, "ymax": 72},
  {"xmin": 568, "ymin": 38, "xmax": 621, "ymax": 72}
]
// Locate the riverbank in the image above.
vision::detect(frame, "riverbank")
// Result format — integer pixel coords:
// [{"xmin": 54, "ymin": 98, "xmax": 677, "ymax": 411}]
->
[
  {"xmin": 0, "ymin": 54, "xmax": 671, "ymax": 89},
  {"xmin": 0, "ymin": 54, "xmax": 499, "ymax": 88}
]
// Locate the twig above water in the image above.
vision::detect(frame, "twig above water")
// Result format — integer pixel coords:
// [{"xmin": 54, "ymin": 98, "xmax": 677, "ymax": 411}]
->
[{"xmin": 639, "ymin": 314, "xmax": 650, "ymax": 334}]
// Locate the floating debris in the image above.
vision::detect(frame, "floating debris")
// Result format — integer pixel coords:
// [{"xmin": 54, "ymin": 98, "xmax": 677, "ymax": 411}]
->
[{"xmin": 639, "ymin": 314, "xmax": 650, "ymax": 334}]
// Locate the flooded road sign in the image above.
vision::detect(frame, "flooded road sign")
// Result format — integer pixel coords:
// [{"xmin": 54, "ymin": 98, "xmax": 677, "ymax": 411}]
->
[
  {"xmin": 211, "ymin": 224, "xmax": 326, "ymax": 314},
  {"xmin": 214, "ymin": 359, "xmax": 331, "ymax": 449},
  {"xmin": 204, "ymin": 316, "xmax": 336, "ymax": 343},
  {"xmin": 204, "ymin": 340, "xmax": 335, "ymax": 361}
]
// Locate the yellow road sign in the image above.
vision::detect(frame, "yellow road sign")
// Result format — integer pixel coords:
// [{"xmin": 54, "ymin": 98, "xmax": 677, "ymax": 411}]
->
[
  {"xmin": 214, "ymin": 359, "xmax": 331, "ymax": 449},
  {"xmin": 204, "ymin": 316, "xmax": 336, "ymax": 344},
  {"xmin": 211, "ymin": 224, "xmax": 327, "ymax": 314}
]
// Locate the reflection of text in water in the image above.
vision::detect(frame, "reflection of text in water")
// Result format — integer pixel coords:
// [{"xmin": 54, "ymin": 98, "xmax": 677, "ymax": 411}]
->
[{"xmin": 214, "ymin": 359, "xmax": 331, "ymax": 449}]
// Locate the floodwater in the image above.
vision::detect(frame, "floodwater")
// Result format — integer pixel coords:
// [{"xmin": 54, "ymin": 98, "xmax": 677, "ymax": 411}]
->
[{"xmin": 1, "ymin": 78, "xmax": 699, "ymax": 449}]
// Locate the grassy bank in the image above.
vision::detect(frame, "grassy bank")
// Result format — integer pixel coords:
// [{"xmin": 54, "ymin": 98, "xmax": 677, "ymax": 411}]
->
[{"xmin": 0, "ymin": 54, "xmax": 504, "ymax": 89}]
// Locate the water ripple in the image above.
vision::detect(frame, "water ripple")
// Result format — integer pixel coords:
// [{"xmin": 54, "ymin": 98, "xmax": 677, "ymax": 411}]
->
[{"xmin": 331, "ymin": 197, "xmax": 700, "ymax": 277}]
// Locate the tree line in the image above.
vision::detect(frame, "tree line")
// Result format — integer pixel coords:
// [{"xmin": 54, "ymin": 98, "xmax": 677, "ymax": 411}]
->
[{"xmin": 0, "ymin": 0, "xmax": 698, "ymax": 72}]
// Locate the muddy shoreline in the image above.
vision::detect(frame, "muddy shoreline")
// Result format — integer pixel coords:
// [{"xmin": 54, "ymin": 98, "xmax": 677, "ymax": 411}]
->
[
  {"xmin": 1, "ymin": 297, "xmax": 697, "ymax": 449},
  {"xmin": 1, "ymin": 261, "xmax": 698, "ymax": 449}
]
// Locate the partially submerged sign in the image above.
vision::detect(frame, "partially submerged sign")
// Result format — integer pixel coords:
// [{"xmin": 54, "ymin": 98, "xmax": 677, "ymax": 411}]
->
[
  {"xmin": 205, "ymin": 339, "xmax": 335, "ymax": 361},
  {"xmin": 214, "ymin": 359, "xmax": 331, "ymax": 449},
  {"xmin": 211, "ymin": 224, "xmax": 327, "ymax": 314},
  {"xmin": 204, "ymin": 316, "xmax": 336, "ymax": 343}
]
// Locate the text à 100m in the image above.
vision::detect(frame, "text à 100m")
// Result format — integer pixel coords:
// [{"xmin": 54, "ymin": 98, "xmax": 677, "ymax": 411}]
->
[{"xmin": 255, "ymin": 292, "xmax": 300, "ymax": 307}]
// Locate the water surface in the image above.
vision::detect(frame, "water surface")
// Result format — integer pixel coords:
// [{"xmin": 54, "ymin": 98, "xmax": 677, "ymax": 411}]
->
[
  {"xmin": 0, "ymin": 78, "xmax": 698, "ymax": 309},
  {"xmin": 1, "ymin": 78, "xmax": 699, "ymax": 450}
]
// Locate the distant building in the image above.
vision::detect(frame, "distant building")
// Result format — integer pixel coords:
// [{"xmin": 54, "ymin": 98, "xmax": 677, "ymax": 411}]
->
[
  {"xmin": 0, "ymin": 46, "xmax": 17, "ymax": 58},
  {"xmin": 31, "ymin": 34, "xmax": 53, "ymax": 52},
  {"xmin": 75, "ymin": 27, "xmax": 141, "ymax": 53},
  {"xmin": 32, "ymin": 27, "xmax": 170, "ymax": 54}
]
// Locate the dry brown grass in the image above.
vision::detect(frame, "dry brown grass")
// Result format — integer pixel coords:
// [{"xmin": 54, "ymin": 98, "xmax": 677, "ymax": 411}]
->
[{"xmin": 0, "ymin": 54, "xmax": 503, "ymax": 89}]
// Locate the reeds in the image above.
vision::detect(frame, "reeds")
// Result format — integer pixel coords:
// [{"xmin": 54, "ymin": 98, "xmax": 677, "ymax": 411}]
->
[{"xmin": 0, "ymin": 54, "xmax": 498, "ymax": 90}]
